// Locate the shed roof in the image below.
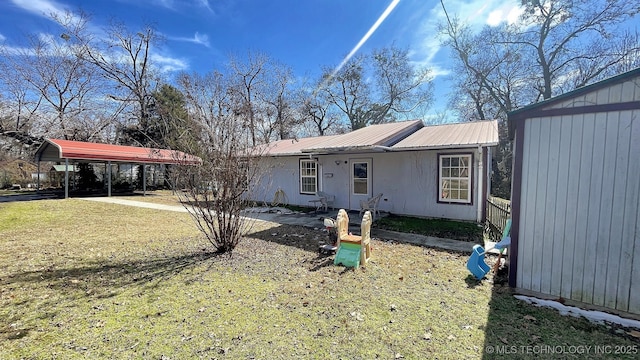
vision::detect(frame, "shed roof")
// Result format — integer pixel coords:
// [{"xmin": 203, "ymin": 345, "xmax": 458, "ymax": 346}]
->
[
  {"xmin": 507, "ymin": 67, "xmax": 640, "ymax": 139},
  {"xmin": 35, "ymin": 139, "xmax": 202, "ymax": 165},
  {"xmin": 508, "ymin": 67, "xmax": 640, "ymax": 119},
  {"xmin": 51, "ymin": 164, "xmax": 78, "ymax": 172},
  {"xmin": 392, "ymin": 120, "xmax": 499, "ymax": 150}
]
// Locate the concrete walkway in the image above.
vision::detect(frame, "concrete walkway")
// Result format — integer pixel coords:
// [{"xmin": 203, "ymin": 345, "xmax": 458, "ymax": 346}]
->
[{"xmin": 79, "ymin": 197, "xmax": 475, "ymax": 253}]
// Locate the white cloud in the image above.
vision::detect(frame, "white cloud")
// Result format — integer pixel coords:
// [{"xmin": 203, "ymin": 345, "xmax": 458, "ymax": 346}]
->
[
  {"xmin": 196, "ymin": 0, "xmax": 214, "ymax": 14},
  {"xmin": 192, "ymin": 32, "xmax": 210, "ymax": 47},
  {"xmin": 11, "ymin": 0, "xmax": 69, "ymax": 20},
  {"xmin": 486, "ymin": 4, "xmax": 525, "ymax": 27},
  {"xmin": 169, "ymin": 31, "xmax": 210, "ymax": 47},
  {"xmin": 157, "ymin": 0, "xmax": 175, "ymax": 10},
  {"xmin": 0, "ymin": 33, "xmax": 5, "ymax": 42},
  {"xmin": 151, "ymin": 53, "xmax": 188, "ymax": 73},
  {"xmin": 408, "ymin": 0, "xmax": 525, "ymax": 80},
  {"xmin": 428, "ymin": 0, "xmax": 524, "ymax": 30}
]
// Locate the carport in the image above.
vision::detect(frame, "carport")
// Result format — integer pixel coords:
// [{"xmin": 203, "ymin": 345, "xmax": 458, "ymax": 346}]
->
[{"xmin": 34, "ymin": 139, "xmax": 201, "ymax": 198}]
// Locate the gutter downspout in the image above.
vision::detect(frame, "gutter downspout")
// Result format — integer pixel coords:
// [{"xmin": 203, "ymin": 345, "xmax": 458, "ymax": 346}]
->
[{"xmin": 477, "ymin": 145, "xmax": 483, "ymax": 223}]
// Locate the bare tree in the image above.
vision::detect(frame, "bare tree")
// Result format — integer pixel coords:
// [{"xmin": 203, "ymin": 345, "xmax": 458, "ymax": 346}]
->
[
  {"xmin": 441, "ymin": 0, "xmax": 640, "ymax": 115},
  {"xmin": 260, "ymin": 61, "xmax": 299, "ymax": 141},
  {"xmin": 0, "ymin": 58, "xmax": 44, "ymax": 149},
  {"xmin": 0, "ymin": 10, "xmax": 105, "ymax": 152},
  {"xmin": 517, "ymin": 0, "xmax": 640, "ymax": 100},
  {"xmin": 321, "ymin": 45, "xmax": 434, "ymax": 130},
  {"xmin": 83, "ymin": 21, "xmax": 160, "ymax": 145},
  {"xmin": 300, "ymin": 78, "xmax": 343, "ymax": 136},
  {"xmin": 321, "ymin": 54, "xmax": 371, "ymax": 131},
  {"xmin": 439, "ymin": 0, "xmax": 640, "ymax": 199},
  {"xmin": 228, "ymin": 51, "xmax": 269, "ymax": 146}
]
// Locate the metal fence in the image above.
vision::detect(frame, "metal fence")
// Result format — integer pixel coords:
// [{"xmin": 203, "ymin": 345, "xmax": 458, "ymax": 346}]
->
[{"xmin": 486, "ymin": 196, "xmax": 511, "ymax": 241}]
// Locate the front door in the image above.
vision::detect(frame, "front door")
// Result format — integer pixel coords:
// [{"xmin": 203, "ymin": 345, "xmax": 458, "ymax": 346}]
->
[{"xmin": 349, "ymin": 159, "xmax": 371, "ymax": 210}]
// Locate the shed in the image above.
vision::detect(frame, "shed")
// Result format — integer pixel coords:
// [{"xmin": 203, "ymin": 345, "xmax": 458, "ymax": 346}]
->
[
  {"xmin": 49, "ymin": 164, "xmax": 79, "ymax": 188},
  {"xmin": 508, "ymin": 67, "xmax": 640, "ymax": 317},
  {"xmin": 34, "ymin": 139, "xmax": 201, "ymax": 198}
]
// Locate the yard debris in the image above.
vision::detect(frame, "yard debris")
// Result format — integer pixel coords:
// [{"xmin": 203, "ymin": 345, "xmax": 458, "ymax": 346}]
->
[
  {"xmin": 523, "ymin": 315, "xmax": 537, "ymax": 321},
  {"xmin": 628, "ymin": 330, "xmax": 640, "ymax": 339}
]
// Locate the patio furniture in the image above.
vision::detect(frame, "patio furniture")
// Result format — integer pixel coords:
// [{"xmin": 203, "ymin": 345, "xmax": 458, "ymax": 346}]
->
[
  {"xmin": 310, "ymin": 191, "xmax": 335, "ymax": 212},
  {"xmin": 334, "ymin": 209, "xmax": 372, "ymax": 268},
  {"xmin": 359, "ymin": 193, "xmax": 383, "ymax": 219},
  {"xmin": 467, "ymin": 219, "xmax": 511, "ymax": 280}
]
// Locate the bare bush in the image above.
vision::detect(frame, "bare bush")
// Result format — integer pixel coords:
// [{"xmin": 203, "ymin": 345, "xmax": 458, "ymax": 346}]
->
[{"xmin": 170, "ymin": 72, "xmax": 267, "ymax": 254}]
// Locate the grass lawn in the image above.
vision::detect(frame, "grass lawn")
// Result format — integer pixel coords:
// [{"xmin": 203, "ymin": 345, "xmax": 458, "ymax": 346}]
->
[
  {"xmin": 375, "ymin": 214, "xmax": 484, "ymax": 243},
  {"xmin": 1, "ymin": 197, "xmax": 638, "ymax": 359}
]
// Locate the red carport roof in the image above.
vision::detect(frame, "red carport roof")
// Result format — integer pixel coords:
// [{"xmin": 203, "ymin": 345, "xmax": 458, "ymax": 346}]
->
[{"xmin": 35, "ymin": 138, "xmax": 202, "ymax": 165}]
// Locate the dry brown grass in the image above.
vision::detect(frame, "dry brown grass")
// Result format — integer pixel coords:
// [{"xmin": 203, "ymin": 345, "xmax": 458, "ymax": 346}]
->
[{"xmin": 1, "ymin": 198, "xmax": 637, "ymax": 359}]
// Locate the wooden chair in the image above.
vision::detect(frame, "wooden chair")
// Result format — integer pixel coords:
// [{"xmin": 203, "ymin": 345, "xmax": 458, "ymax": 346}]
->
[
  {"xmin": 359, "ymin": 211, "xmax": 372, "ymax": 265},
  {"xmin": 359, "ymin": 193, "xmax": 383, "ymax": 219},
  {"xmin": 334, "ymin": 209, "xmax": 372, "ymax": 267}
]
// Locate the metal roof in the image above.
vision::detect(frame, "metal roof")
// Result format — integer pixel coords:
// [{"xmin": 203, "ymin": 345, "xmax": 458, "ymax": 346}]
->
[
  {"xmin": 258, "ymin": 135, "xmax": 342, "ymax": 156},
  {"xmin": 508, "ymin": 67, "xmax": 640, "ymax": 118},
  {"xmin": 301, "ymin": 120, "xmax": 424, "ymax": 152},
  {"xmin": 392, "ymin": 120, "xmax": 499, "ymax": 150},
  {"xmin": 259, "ymin": 120, "xmax": 498, "ymax": 156},
  {"xmin": 35, "ymin": 139, "xmax": 202, "ymax": 165},
  {"xmin": 51, "ymin": 164, "xmax": 78, "ymax": 172}
]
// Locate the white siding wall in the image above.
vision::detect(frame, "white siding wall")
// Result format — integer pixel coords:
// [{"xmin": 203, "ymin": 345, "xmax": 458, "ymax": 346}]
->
[
  {"xmin": 253, "ymin": 149, "xmax": 481, "ymax": 221},
  {"xmin": 516, "ymin": 107, "xmax": 640, "ymax": 313},
  {"xmin": 373, "ymin": 151, "xmax": 478, "ymax": 221}
]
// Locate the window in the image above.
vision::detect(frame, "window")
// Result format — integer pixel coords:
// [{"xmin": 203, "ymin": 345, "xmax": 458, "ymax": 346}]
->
[
  {"xmin": 439, "ymin": 154, "xmax": 472, "ymax": 204},
  {"xmin": 300, "ymin": 159, "xmax": 318, "ymax": 194},
  {"xmin": 352, "ymin": 161, "xmax": 369, "ymax": 195}
]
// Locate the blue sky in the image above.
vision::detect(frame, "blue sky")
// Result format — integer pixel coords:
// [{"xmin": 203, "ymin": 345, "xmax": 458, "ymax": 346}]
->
[{"xmin": 0, "ymin": 0, "xmax": 528, "ymax": 120}]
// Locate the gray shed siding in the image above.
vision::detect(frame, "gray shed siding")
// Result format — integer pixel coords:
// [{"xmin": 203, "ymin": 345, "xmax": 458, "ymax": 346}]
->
[{"xmin": 514, "ymin": 76, "xmax": 640, "ymax": 314}]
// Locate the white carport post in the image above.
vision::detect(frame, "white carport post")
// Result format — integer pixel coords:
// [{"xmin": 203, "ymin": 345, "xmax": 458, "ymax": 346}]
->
[
  {"xmin": 64, "ymin": 158, "xmax": 69, "ymax": 199},
  {"xmin": 107, "ymin": 161, "xmax": 112, "ymax": 197},
  {"xmin": 142, "ymin": 164, "xmax": 146, "ymax": 196}
]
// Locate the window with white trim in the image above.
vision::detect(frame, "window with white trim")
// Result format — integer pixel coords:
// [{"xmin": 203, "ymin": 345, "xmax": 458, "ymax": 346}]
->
[
  {"xmin": 439, "ymin": 154, "xmax": 471, "ymax": 203},
  {"xmin": 300, "ymin": 159, "xmax": 318, "ymax": 194}
]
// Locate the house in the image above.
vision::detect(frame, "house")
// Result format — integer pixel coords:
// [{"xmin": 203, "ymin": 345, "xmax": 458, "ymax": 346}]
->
[
  {"xmin": 508, "ymin": 67, "xmax": 640, "ymax": 317},
  {"xmin": 251, "ymin": 119, "xmax": 499, "ymax": 222},
  {"xmin": 0, "ymin": 159, "xmax": 38, "ymax": 188}
]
